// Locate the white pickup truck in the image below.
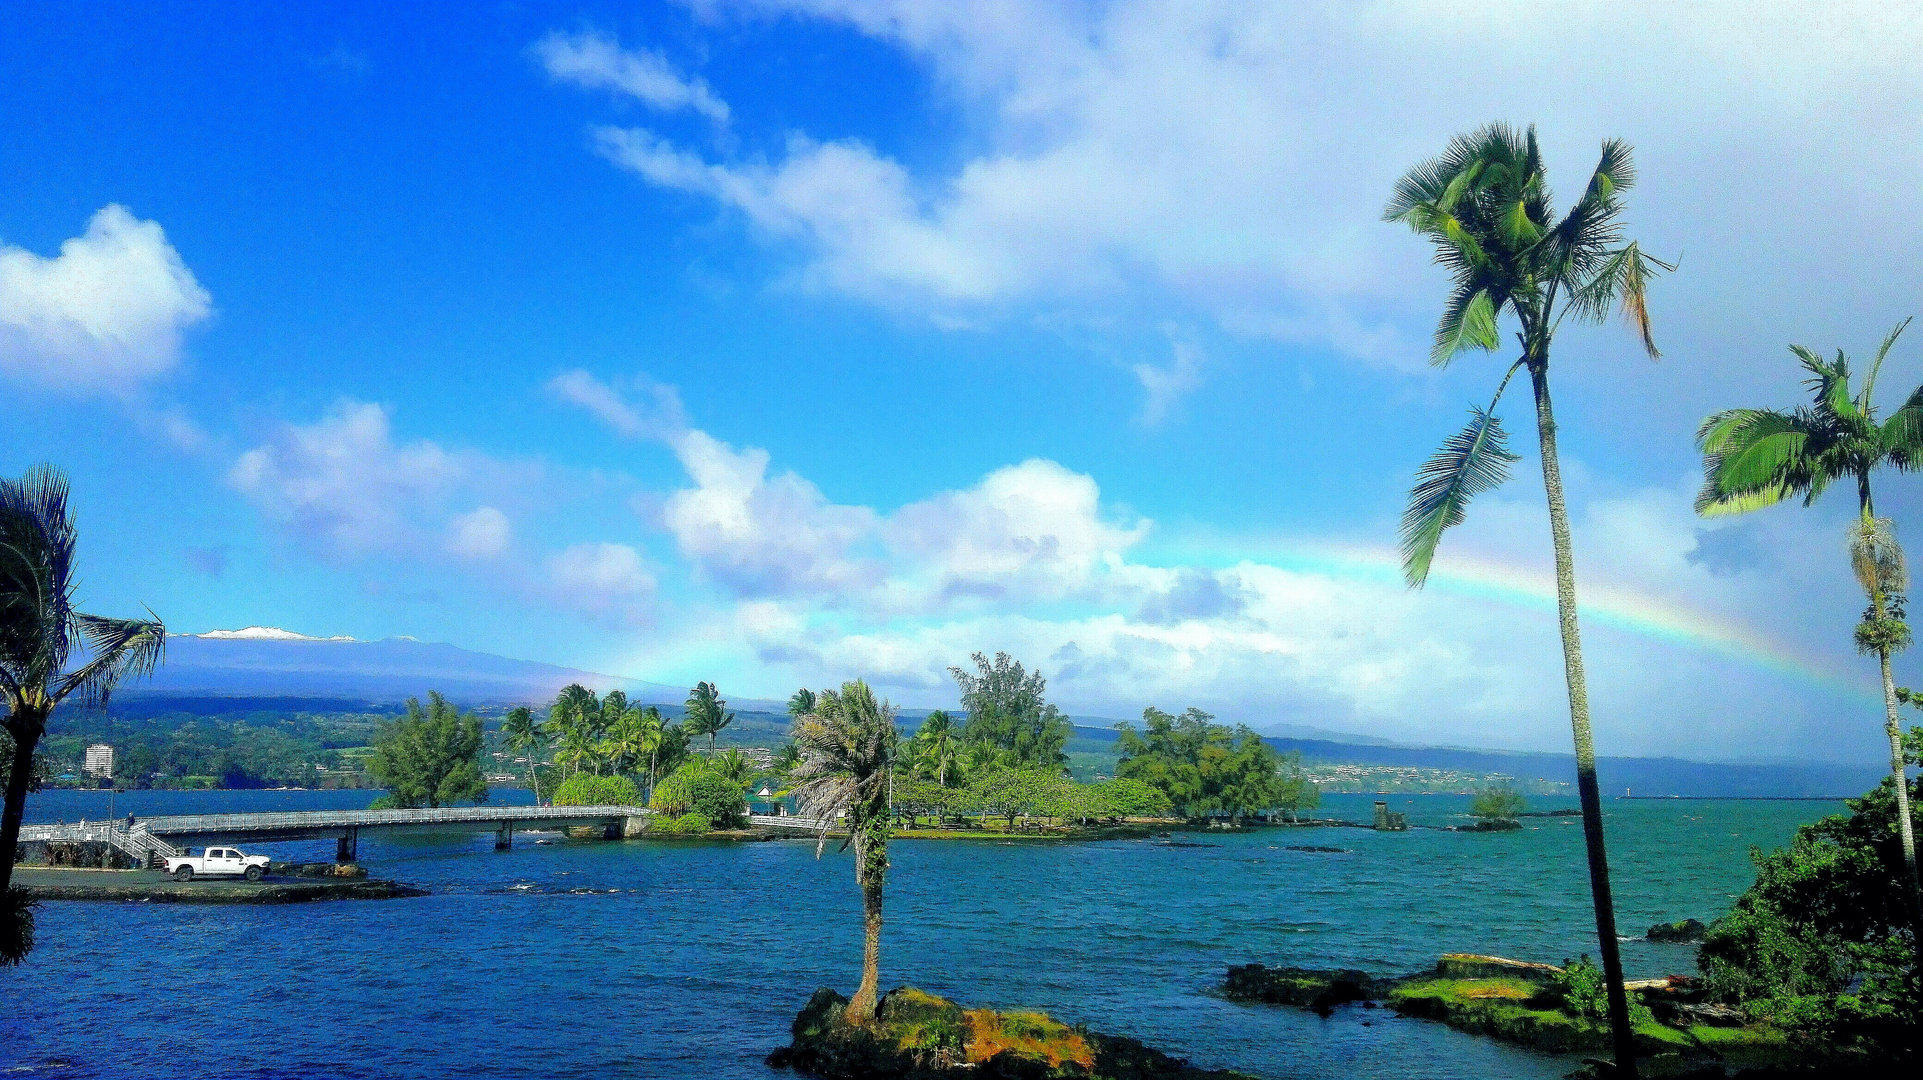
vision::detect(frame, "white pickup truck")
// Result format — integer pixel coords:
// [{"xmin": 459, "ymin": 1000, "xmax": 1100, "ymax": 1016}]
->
[{"xmin": 164, "ymin": 847, "xmax": 270, "ymax": 882}]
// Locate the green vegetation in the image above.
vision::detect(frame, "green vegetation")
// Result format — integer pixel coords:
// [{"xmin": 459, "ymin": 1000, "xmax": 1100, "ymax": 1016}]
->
[
  {"xmin": 365, "ymin": 692, "xmax": 487, "ymax": 809},
  {"xmin": 655, "ymin": 811, "xmax": 712, "ymax": 835},
  {"xmin": 647, "ymin": 760, "xmax": 746, "ymax": 829},
  {"xmin": 552, "ymin": 773, "xmax": 641, "ymax": 807},
  {"xmin": 1697, "ymin": 752, "xmax": 1922, "ymax": 1065},
  {"xmin": 1695, "ymin": 321, "xmax": 1923, "ymax": 922},
  {"xmin": 950, "ymin": 651, "xmax": 1071, "ymax": 769},
  {"xmin": 1469, "ymin": 783, "xmax": 1526, "ymax": 825},
  {"xmin": 1388, "ymin": 124, "xmax": 1671, "ymax": 1076},
  {"xmin": 777, "ymin": 985, "xmax": 1253, "ymax": 1079},
  {"xmin": 790, "ymin": 679, "xmax": 898, "ymax": 1022},
  {"xmin": 500, "ymin": 705, "xmax": 546, "ymax": 804},
  {"xmin": 0, "ymin": 465, "xmax": 166, "ymax": 966},
  {"xmin": 1113, "ymin": 707, "xmax": 1317, "ymax": 820},
  {"xmin": 684, "ymin": 680, "xmax": 734, "ymax": 751}
]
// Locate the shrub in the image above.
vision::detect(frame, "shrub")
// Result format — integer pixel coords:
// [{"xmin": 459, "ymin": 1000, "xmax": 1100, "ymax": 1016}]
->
[
  {"xmin": 1092, "ymin": 777, "xmax": 1174, "ymax": 818},
  {"xmin": 655, "ymin": 812, "xmax": 711, "ymax": 835},
  {"xmin": 554, "ymin": 774, "xmax": 643, "ymax": 807},
  {"xmin": 648, "ymin": 762, "xmax": 745, "ymax": 828},
  {"xmin": 1469, "ymin": 783, "xmax": 1526, "ymax": 822}
]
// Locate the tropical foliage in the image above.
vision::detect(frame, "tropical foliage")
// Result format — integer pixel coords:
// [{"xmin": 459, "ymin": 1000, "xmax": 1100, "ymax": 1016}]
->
[
  {"xmin": 0, "ymin": 465, "xmax": 166, "ymax": 965},
  {"xmin": 501, "ymin": 705, "xmax": 546, "ymax": 804},
  {"xmin": 789, "ymin": 679, "xmax": 898, "ymax": 1023},
  {"xmin": 949, "ymin": 652, "xmax": 1071, "ymax": 768},
  {"xmin": 647, "ymin": 760, "xmax": 747, "ymax": 828},
  {"xmin": 1695, "ymin": 322, "xmax": 1923, "ymax": 919},
  {"xmin": 1387, "ymin": 123, "xmax": 1670, "ymax": 1075},
  {"xmin": 1113, "ymin": 707, "xmax": 1317, "ymax": 820},
  {"xmin": 366, "ymin": 692, "xmax": 488, "ymax": 809},
  {"xmin": 685, "ymin": 680, "xmax": 734, "ymax": 751},
  {"xmin": 1698, "ymin": 746, "xmax": 1922, "ymax": 1064},
  {"xmin": 552, "ymin": 773, "xmax": 642, "ymax": 807},
  {"xmin": 1469, "ymin": 784, "xmax": 1527, "ymax": 824}
]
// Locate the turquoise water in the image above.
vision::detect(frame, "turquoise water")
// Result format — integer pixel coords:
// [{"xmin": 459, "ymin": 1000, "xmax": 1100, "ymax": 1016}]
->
[{"xmin": 2, "ymin": 790, "xmax": 1839, "ymax": 1079}]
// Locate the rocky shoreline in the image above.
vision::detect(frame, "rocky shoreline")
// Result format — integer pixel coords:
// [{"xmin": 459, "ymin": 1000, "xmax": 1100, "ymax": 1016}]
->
[
  {"xmin": 768, "ymin": 986, "xmax": 1255, "ymax": 1080},
  {"xmin": 14, "ymin": 867, "xmax": 425, "ymax": 903},
  {"xmin": 1223, "ymin": 954, "xmax": 1802, "ymax": 1076}
]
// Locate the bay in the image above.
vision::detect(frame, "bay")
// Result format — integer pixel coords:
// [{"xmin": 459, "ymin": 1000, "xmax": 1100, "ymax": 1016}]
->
[{"xmin": 1, "ymin": 790, "xmax": 1838, "ymax": 1079}]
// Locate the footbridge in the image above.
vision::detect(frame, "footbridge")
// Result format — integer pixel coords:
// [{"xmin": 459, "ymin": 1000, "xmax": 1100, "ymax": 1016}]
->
[
  {"xmin": 748, "ymin": 814, "xmax": 836, "ymax": 833},
  {"xmin": 22, "ymin": 805, "xmax": 651, "ymax": 862}
]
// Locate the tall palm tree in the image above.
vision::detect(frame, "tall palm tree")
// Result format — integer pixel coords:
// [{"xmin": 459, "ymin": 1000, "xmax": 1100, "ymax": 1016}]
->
[
  {"xmin": 1, "ymin": 466, "xmax": 166, "ymax": 965},
  {"xmin": 685, "ymin": 681, "xmax": 734, "ymax": 752},
  {"xmin": 1695, "ymin": 321, "xmax": 1923, "ymax": 923},
  {"xmin": 634, "ymin": 706, "xmax": 666, "ymax": 800},
  {"xmin": 604, "ymin": 707, "xmax": 652, "ymax": 785},
  {"xmin": 1388, "ymin": 124, "xmax": 1671, "ymax": 1078},
  {"xmin": 789, "ymin": 680, "xmax": 898, "ymax": 1023},
  {"xmin": 501, "ymin": 705, "xmax": 547, "ymax": 805},
  {"xmin": 555, "ymin": 721, "xmax": 596, "ymax": 780},
  {"xmin": 914, "ymin": 709, "xmax": 959, "ymax": 787}
]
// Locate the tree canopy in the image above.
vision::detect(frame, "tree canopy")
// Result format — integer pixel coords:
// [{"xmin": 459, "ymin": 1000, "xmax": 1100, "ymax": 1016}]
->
[
  {"xmin": 366, "ymin": 691, "xmax": 488, "ymax": 808},
  {"xmin": 949, "ymin": 651, "xmax": 1071, "ymax": 768},
  {"xmin": 1113, "ymin": 707, "xmax": 1316, "ymax": 819}
]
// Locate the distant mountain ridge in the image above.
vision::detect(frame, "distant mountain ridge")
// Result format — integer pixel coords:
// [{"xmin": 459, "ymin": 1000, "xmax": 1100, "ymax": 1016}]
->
[
  {"xmin": 135, "ymin": 629, "xmax": 718, "ymax": 708},
  {"xmin": 131, "ymin": 629, "xmax": 1880, "ymax": 797}
]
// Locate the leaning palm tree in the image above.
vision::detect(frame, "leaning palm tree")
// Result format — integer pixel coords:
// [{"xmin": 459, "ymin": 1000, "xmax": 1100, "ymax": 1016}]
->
[
  {"xmin": 789, "ymin": 680, "xmax": 898, "ymax": 1023},
  {"xmin": 1, "ymin": 466, "xmax": 166, "ymax": 965},
  {"xmin": 501, "ymin": 706, "xmax": 547, "ymax": 805},
  {"xmin": 1695, "ymin": 321, "xmax": 1923, "ymax": 923},
  {"xmin": 1388, "ymin": 124, "xmax": 1672, "ymax": 1079}
]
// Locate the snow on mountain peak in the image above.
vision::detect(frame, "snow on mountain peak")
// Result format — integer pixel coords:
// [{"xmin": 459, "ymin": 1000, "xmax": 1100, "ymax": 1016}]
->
[{"xmin": 188, "ymin": 626, "xmax": 357, "ymax": 642}]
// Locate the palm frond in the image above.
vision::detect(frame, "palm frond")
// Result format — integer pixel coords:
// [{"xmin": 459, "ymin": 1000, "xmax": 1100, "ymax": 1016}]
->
[
  {"xmin": 53, "ymin": 612, "xmax": 166, "ymax": 709},
  {"xmin": 1401, "ymin": 406, "xmax": 1520, "ymax": 586},
  {"xmin": 1694, "ymin": 408, "xmax": 1814, "ymax": 516},
  {"xmin": 1432, "ymin": 286, "xmax": 1501, "ymax": 366},
  {"xmin": 1879, "ymin": 382, "xmax": 1923, "ymax": 468},
  {"xmin": 1857, "ymin": 316, "xmax": 1913, "ymax": 412}
]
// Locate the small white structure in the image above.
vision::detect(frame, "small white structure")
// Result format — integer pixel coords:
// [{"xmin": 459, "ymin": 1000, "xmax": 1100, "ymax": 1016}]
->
[{"xmin": 83, "ymin": 744, "xmax": 114, "ymax": 780}]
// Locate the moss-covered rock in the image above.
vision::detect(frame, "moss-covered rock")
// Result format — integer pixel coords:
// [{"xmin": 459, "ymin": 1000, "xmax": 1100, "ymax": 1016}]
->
[
  {"xmin": 769, "ymin": 987, "xmax": 1253, "ymax": 1080},
  {"xmin": 1646, "ymin": 918, "xmax": 1708, "ymax": 943},
  {"xmin": 1221, "ymin": 964, "xmax": 1381, "ymax": 1012}
]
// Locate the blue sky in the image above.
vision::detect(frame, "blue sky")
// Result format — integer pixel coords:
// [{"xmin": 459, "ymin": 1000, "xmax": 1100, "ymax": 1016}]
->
[{"xmin": 6, "ymin": 2, "xmax": 1923, "ymax": 762}]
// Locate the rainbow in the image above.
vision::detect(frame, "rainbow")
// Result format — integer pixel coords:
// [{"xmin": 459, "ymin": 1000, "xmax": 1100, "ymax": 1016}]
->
[{"xmin": 1154, "ymin": 536, "xmax": 1877, "ymax": 702}]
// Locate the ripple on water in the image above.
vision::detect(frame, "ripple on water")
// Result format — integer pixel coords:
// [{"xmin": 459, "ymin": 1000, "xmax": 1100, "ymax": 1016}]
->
[{"xmin": 3, "ymin": 791, "xmax": 1838, "ymax": 1080}]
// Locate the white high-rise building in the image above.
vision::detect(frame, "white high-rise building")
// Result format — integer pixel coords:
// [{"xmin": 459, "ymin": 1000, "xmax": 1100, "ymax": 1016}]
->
[{"xmin": 83, "ymin": 744, "xmax": 114, "ymax": 779}]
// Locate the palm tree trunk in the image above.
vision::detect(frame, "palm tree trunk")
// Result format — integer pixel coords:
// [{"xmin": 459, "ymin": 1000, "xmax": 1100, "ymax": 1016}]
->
[
  {"xmin": 1530, "ymin": 362, "xmax": 1638, "ymax": 1080},
  {"xmin": 1878, "ymin": 646, "xmax": 1923, "ymax": 920},
  {"xmin": 848, "ymin": 870, "xmax": 884, "ymax": 1023},
  {"xmin": 0, "ymin": 716, "xmax": 44, "ymax": 896}
]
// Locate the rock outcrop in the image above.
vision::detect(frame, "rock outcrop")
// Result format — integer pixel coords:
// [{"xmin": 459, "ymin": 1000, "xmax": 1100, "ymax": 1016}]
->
[{"xmin": 769, "ymin": 987, "xmax": 1254, "ymax": 1080}]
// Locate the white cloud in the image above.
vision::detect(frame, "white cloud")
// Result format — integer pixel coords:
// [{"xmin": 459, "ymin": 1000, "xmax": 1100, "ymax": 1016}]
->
[
  {"xmin": 1133, "ymin": 340, "xmax": 1203, "ymax": 426},
  {"xmin": 547, "ymin": 542, "xmax": 658, "ymax": 626},
  {"xmin": 0, "ymin": 205, "xmax": 212, "ymax": 393},
  {"xmin": 536, "ymin": 30, "xmax": 730, "ymax": 122},
  {"xmin": 547, "ymin": 368, "xmax": 685, "ymax": 437},
  {"xmin": 447, "ymin": 506, "xmax": 513, "ymax": 559},
  {"xmin": 229, "ymin": 400, "xmax": 464, "ymax": 555},
  {"xmin": 587, "ymin": 0, "xmax": 1923, "ymax": 401}
]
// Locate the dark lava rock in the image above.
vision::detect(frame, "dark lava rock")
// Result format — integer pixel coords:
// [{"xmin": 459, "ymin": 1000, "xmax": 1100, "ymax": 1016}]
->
[
  {"xmin": 1646, "ymin": 918, "xmax": 1708, "ymax": 943},
  {"xmin": 1223, "ymin": 964, "xmax": 1383, "ymax": 1013},
  {"xmin": 1284, "ymin": 845, "xmax": 1350, "ymax": 853},
  {"xmin": 773, "ymin": 986, "xmax": 1254, "ymax": 1079}
]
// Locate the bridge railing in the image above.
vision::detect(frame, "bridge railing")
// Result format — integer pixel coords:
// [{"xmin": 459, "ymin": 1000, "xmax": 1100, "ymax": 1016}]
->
[
  {"xmin": 136, "ymin": 804, "xmax": 651, "ymax": 835},
  {"xmin": 17, "ymin": 821, "xmax": 181, "ymax": 861}
]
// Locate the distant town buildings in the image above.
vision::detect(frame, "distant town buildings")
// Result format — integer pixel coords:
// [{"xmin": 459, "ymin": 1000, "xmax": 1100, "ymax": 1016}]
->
[{"xmin": 83, "ymin": 744, "xmax": 114, "ymax": 780}]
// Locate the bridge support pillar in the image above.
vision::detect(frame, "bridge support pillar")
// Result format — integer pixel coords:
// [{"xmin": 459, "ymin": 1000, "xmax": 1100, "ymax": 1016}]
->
[
  {"xmin": 337, "ymin": 827, "xmax": 358, "ymax": 863},
  {"xmin": 496, "ymin": 822, "xmax": 513, "ymax": 850},
  {"xmin": 622, "ymin": 815, "xmax": 649, "ymax": 838}
]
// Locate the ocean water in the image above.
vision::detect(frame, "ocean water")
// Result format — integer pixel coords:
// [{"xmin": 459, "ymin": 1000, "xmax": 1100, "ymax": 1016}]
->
[{"xmin": 1, "ymin": 790, "xmax": 1839, "ymax": 1080}]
